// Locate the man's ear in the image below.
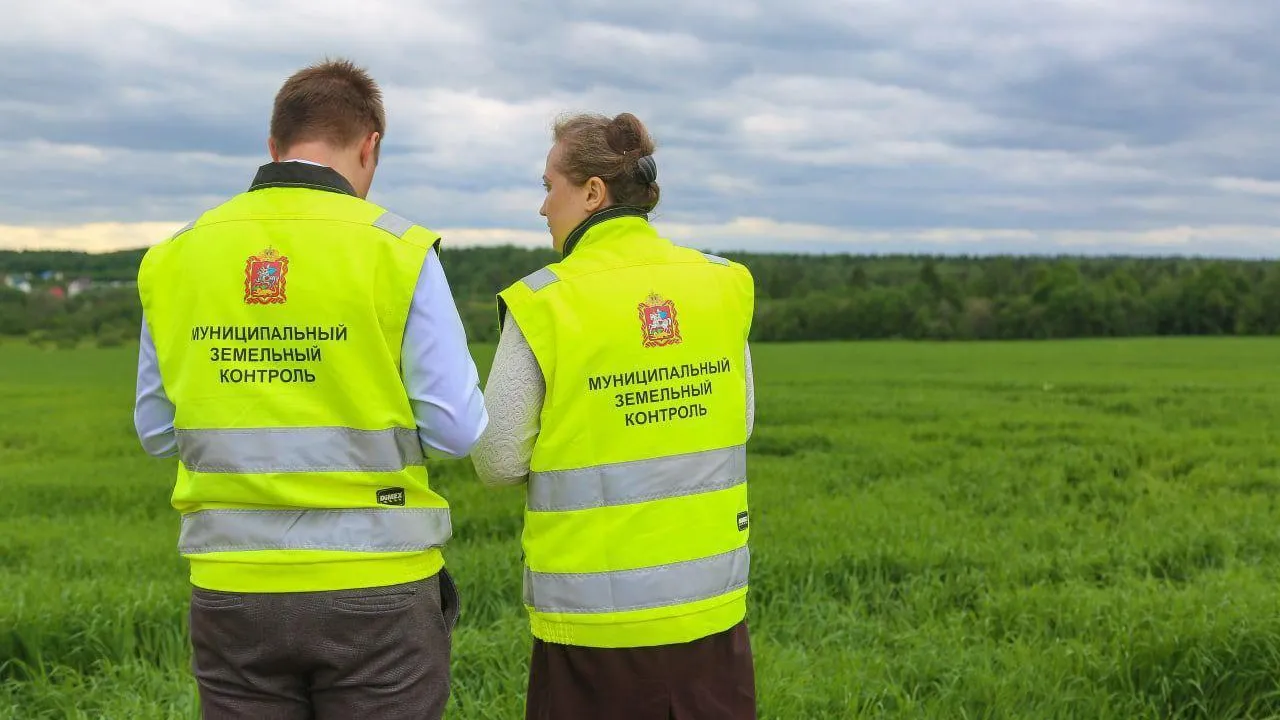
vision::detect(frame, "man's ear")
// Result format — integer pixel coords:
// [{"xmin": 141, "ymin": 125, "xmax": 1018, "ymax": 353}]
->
[
  {"xmin": 361, "ymin": 132, "xmax": 381, "ymax": 168},
  {"xmin": 267, "ymin": 137, "xmax": 280, "ymax": 162}
]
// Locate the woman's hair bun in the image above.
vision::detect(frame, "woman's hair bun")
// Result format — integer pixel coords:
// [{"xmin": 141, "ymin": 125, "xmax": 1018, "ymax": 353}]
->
[{"xmin": 605, "ymin": 113, "xmax": 655, "ymax": 157}]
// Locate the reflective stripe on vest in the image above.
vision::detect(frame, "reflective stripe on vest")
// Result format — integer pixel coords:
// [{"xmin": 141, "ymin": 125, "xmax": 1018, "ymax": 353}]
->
[
  {"xmin": 179, "ymin": 508, "xmax": 452, "ymax": 554},
  {"xmin": 524, "ymin": 546, "xmax": 749, "ymax": 614},
  {"xmin": 527, "ymin": 445, "xmax": 746, "ymax": 512},
  {"xmin": 372, "ymin": 211, "xmax": 414, "ymax": 238},
  {"xmin": 521, "ymin": 267, "xmax": 560, "ymax": 292},
  {"xmin": 176, "ymin": 427, "xmax": 422, "ymax": 473}
]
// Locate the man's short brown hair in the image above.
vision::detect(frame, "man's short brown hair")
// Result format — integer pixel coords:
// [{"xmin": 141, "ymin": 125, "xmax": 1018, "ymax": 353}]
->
[{"xmin": 270, "ymin": 58, "xmax": 385, "ymax": 154}]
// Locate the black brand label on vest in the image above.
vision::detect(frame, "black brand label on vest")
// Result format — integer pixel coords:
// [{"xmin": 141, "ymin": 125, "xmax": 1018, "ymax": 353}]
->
[
  {"xmin": 377, "ymin": 487, "xmax": 406, "ymax": 506},
  {"xmin": 737, "ymin": 511, "xmax": 749, "ymax": 531}
]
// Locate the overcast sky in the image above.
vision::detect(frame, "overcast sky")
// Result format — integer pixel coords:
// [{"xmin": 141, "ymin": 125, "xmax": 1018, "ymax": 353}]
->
[{"xmin": 2, "ymin": 0, "xmax": 1279, "ymax": 257}]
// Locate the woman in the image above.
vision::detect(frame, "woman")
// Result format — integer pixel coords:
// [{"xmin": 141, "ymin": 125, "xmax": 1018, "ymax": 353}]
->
[{"xmin": 472, "ymin": 112, "xmax": 758, "ymax": 720}]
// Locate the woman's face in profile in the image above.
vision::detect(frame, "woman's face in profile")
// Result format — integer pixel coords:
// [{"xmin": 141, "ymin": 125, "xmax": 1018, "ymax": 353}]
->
[{"xmin": 540, "ymin": 142, "xmax": 590, "ymax": 251}]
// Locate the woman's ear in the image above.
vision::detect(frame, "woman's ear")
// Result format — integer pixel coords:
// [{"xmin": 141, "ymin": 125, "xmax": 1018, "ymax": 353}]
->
[{"xmin": 583, "ymin": 176, "xmax": 609, "ymax": 212}]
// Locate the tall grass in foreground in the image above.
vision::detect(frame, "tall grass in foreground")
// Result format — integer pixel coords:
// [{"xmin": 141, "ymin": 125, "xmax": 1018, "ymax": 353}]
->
[{"xmin": 4, "ymin": 338, "xmax": 1280, "ymax": 718}]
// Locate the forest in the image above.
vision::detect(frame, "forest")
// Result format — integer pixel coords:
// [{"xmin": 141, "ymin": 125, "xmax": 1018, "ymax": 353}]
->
[{"xmin": 2, "ymin": 246, "xmax": 1276, "ymax": 346}]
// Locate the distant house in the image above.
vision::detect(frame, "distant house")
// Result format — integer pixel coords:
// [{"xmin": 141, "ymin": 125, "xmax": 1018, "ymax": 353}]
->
[
  {"xmin": 68, "ymin": 277, "xmax": 92, "ymax": 298},
  {"xmin": 48, "ymin": 286, "xmax": 65, "ymax": 299},
  {"xmin": 38, "ymin": 270, "xmax": 64, "ymax": 282},
  {"xmin": 2, "ymin": 275, "xmax": 31, "ymax": 294}
]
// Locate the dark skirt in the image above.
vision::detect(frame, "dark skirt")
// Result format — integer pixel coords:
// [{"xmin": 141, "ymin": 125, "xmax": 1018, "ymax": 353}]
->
[{"xmin": 525, "ymin": 620, "xmax": 756, "ymax": 720}]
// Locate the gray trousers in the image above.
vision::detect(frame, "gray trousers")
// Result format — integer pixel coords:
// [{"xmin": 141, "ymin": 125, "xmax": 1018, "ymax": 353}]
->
[{"xmin": 189, "ymin": 570, "xmax": 460, "ymax": 720}]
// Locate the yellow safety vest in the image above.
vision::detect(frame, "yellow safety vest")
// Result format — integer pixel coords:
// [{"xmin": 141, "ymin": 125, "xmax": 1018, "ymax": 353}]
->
[
  {"xmin": 498, "ymin": 207, "xmax": 755, "ymax": 648},
  {"xmin": 138, "ymin": 167, "xmax": 452, "ymax": 593}
]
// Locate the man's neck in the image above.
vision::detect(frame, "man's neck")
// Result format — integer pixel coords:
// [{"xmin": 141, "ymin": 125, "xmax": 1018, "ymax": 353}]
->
[
  {"xmin": 276, "ymin": 140, "xmax": 340, "ymax": 168},
  {"xmin": 273, "ymin": 142, "xmax": 365, "ymax": 198}
]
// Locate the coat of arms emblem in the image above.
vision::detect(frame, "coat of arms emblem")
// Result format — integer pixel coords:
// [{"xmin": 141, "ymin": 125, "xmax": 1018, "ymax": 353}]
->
[
  {"xmin": 638, "ymin": 291, "xmax": 681, "ymax": 347},
  {"xmin": 244, "ymin": 247, "xmax": 288, "ymax": 305}
]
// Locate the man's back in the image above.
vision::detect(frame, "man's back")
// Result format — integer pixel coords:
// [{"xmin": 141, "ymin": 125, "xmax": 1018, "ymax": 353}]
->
[
  {"xmin": 134, "ymin": 59, "xmax": 485, "ymax": 720},
  {"xmin": 141, "ymin": 159, "xmax": 462, "ymax": 593}
]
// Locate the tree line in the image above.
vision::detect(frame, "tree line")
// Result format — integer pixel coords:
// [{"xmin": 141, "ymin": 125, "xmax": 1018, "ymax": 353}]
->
[{"xmin": 2, "ymin": 247, "xmax": 1278, "ymax": 346}]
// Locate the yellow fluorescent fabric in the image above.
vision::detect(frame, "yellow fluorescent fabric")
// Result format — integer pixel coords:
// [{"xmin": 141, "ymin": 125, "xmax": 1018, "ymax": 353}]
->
[
  {"xmin": 498, "ymin": 212, "xmax": 755, "ymax": 647},
  {"xmin": 139, "ymin": 187, "xmax": 452, "ymax": 592}
]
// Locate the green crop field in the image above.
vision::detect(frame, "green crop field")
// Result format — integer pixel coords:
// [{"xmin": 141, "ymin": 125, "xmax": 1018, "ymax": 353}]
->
[{"xmin": 5, "ymin": 338, "xmax": 1280, "ymax": 719}]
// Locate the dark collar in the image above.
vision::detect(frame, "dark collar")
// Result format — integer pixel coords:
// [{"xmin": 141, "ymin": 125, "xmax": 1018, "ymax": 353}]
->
[
  {"xmin": 562, "ymin": 205, "xmax": 649, "ymax": 257},
  {"xmin": 248, "ymin": 161, "xmax": 358, "ymax": 197}
]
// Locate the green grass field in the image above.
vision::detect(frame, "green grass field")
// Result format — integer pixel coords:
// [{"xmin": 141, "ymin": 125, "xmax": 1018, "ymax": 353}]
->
[{"xmin": 5, "ymin": 338, "xmax": 1280, "ymax": 719}]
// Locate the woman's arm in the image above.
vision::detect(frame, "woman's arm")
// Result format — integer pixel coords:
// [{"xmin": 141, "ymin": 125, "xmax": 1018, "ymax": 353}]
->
[{"xmin": 471, "ymin": 313, "xmax": 544, "ymax": 486}]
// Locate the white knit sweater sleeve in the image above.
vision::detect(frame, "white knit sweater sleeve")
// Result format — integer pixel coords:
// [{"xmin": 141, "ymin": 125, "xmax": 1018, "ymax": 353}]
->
[
  {"xmin": 470, "ymin": 312, "xmax": 756, "ymax": 486},
  {"xmin": 470, "ymin": 314, "xmax": 544, "ymax": 487}
]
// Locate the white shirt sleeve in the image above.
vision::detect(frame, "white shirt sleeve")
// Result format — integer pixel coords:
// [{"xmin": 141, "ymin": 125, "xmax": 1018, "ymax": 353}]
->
[
  {"xmin": 745, "ymin": 342, "xmax": 755, "ymax": 439},
  {"xmin": 133, "ymin": 313, "xmax": 178, "ymax": 458},
  {"xmin": 401, "ymin": 247, "xmax": 489, "ymax": 459}
]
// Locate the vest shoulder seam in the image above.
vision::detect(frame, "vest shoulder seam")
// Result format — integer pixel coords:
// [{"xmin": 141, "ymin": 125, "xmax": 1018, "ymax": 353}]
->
[
  {"xmin": 371, "ymin": 211, "xmax": 441, "ymax": 252},
  {"xmin": 160, "ymin": 215, "xmax": 429, "ymax": 236},
  {"xmin": 517, "ymin": 266, "xmax": 561, "ymax": 293},
  {"xmin": 170, "ymin": 219, "xmax": 197, "ymax": 240},
  {"xmin": 536, "ymin": 256, "xmax": 733, "ymax": 285}
]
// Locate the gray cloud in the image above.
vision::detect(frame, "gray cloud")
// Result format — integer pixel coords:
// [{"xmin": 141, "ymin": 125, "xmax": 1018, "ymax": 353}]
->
[{"xmin": 2, "ymin": 0, "xmax": 1280, "ymax": 256}]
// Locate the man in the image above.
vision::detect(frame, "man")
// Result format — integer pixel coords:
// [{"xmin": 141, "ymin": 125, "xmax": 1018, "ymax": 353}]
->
[{"xmin": 134, "ymin": 58, "xmax": 487, "ymax": 719}]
